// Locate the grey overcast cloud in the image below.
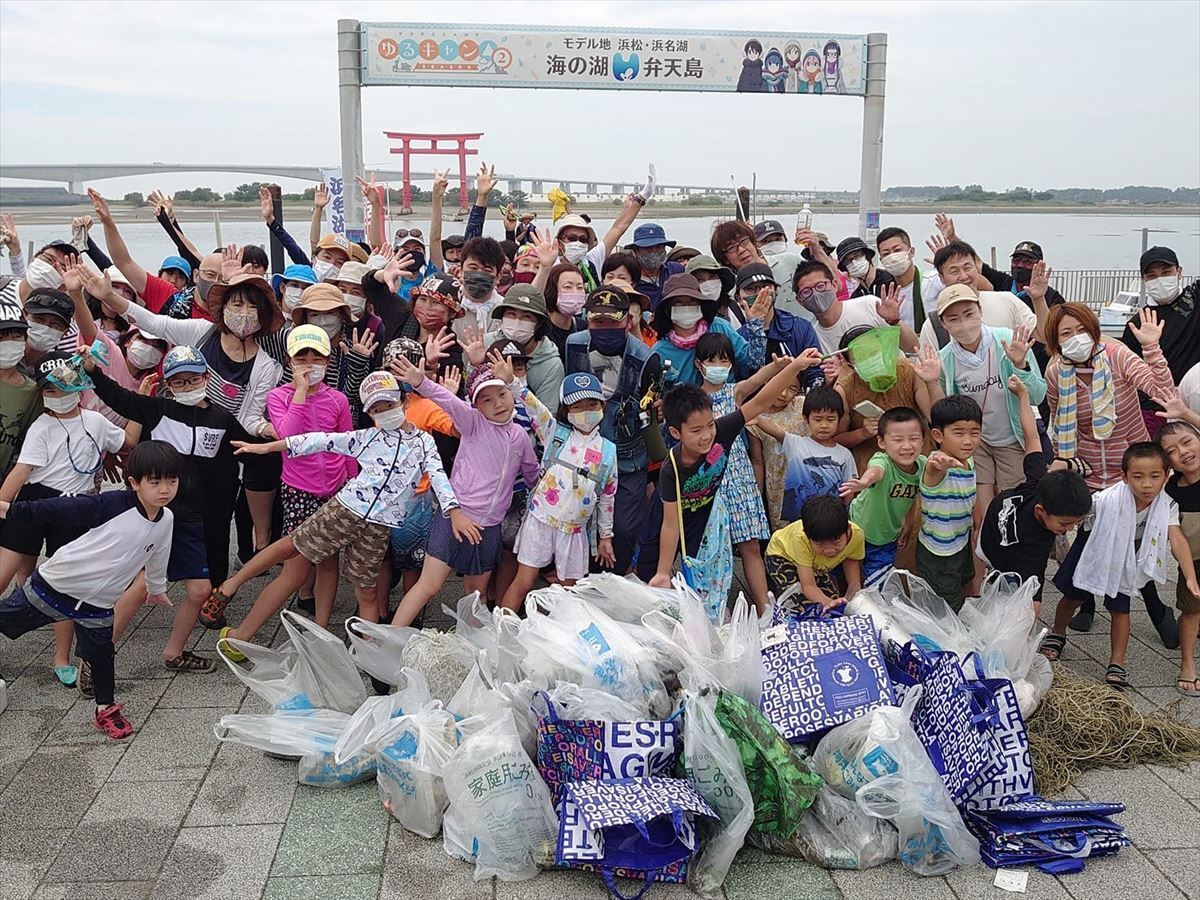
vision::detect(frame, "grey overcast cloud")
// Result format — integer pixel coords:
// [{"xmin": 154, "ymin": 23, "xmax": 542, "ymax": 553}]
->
[{"xmin": 1, "ymin": 0, "xmax": 1198, "ymax": 196}]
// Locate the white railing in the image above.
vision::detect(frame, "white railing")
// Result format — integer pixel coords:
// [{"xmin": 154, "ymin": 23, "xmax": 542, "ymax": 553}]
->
[{"xmin": 1048, "ymin": 269, "xmax": 1140, "ymax": 310}]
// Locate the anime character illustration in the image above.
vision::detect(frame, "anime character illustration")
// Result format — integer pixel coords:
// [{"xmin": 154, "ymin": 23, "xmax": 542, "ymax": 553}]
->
[
  {"xmin": 762, "ymin": 47, "xmax": 787, "ymax": 93},
  {"xmin": 822, "ymin": 40, "xmax": 846, "ymax": 94},
  {"xmin": 736, "ymin": 38, "xmax": 764, "ymax": 92},
  {"xmin": 784, "ymin": 42, "xmax": 803, "ymax": 93},
  {"xmin": 798, "ymin": 48, "xmax": 823, "ymax": 94}
]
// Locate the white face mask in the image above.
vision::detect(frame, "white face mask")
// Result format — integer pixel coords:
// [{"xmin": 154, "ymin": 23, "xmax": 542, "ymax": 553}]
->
[
  {"xmin": 847, "ymin": 257, "xmax": 871, "ymax": 279},
  {"xmin": 126, "ymin": 340, "xmax": 164, "ymax": 371},
  {"xmin": 312, "ymin": 260, "xmax": 340, "ymax": 282},
  {"xmin": 309, "ymin": 312, "xmax": 343, "ymax": 341},
  {"xmin": 43, "ymin": 393, "xmax": 80, "ymax": 414},
  {"xmin": 1060, "ymin": 333, "xmax": 1095, "ymax": 363},
  {"xmin": 0, "ymin": 338, "xmax": 26, "ymax": 367},
  {"xmin": 26, "ymin": 322, "xmax": 64, "ymax": 352},
  {"xmin": 341, "ymin": 291, "xmax": 366, "ymax": 318},
  {"xmin": 1144, "ymin": 275, "xmax": 1181, "ymax": 305},
  {"xmin": 25, "ymin": 258, "xmax": 65, "ymax": 290},
  {"xmin": 671, "ymin": 305, "xmax": 703, "ymax": 329},
  {"xmin": 373, "ymin": 407, "xmax": 407, "ymax": 430},
  {"xmin": 568, "ymin": 409, "xmax": 604, "ymax": 433},
  {"xmin": 562, "ymin": 241, "xmax": 588, "ymax": 265},
  {"xmin": 306, "ymin": 363, "xmax": 327, "ymax": 385},
  {"xmin": 283, "ymin": 286, "xmax": 304, "ymax": 311},
  {"xmin": 500, "ymin": 318, "xmax": 537, "ymax": 344},
  {"xmin": 172, "ymin": 386, "xmax": 208, "ymax": 406},
  {"xmin": 698, "ymin": 280, "xmax": 723, "ymax": 301},
  {"xmin": 760, "ymin": 241, "xmax": 786, "ymax": 258},
  {"xmin": 879, "ymin": 250, "xmax": 912, "ymax": 277}
]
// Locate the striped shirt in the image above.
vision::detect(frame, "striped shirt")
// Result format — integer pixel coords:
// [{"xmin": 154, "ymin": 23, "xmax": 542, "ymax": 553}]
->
[{"xmin": 919, "ymin": 459, "xmax": 976, "ymax": 555}]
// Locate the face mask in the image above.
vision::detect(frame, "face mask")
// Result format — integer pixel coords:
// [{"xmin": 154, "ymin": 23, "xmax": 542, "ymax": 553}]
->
[
  {"xmin": 1011, "ymin": 266, "xmax": 1033, "ymax": 288},
  {"xmin": 127, "ymin": 341, "xmax": 163, "ymax": 371},
  {"xmin": 800, "ymin": 289, "xmax": 837, "ymax": 315},
  {"xmin": 26, "ymin": 322, "xmax": 64, "ymax": 352},
  {"xmin": 556, "ymin": 291, "xmax": 587, "ymax": 315},
  {"xmin": 463, "ymin": 271, "xmax": 495, "ymax": 301},
  {"xmin": 562, "ymin": 241, "xmax": 588, "ymax": 265},
  {"xmin": 590, "ymin": 327, "xmax": 627, "ymax": 356},
  {"xmin": 1060, "ymin": 333, "xmax": 1095, "ymax": 363},
  {"xmin": 403, "ymin": 250, "xmax": 426, "ymax": 272},
  {"xmin": 702, "ymin": 363, "xmax": 731, "ymax": 385},
  {"xmin": 500, "ymin": 318, "xmax": 537, "ymax": 344},
  {"xmin": 309, "ymin": 312, "xmax": 343, "ymax": 341},
  {"xmin": 172, "ymin": 386, "xmax": 207, "ymax": 406},
  {"xmin": 43, "ymin": 393, "xmax": 80, "ymax": 414},
  {"xmin": 306, "ymin": 363, "xmax": 327, "ymax": 386},
  {"xmin": 197, "ymin": 276, "xmax": 216, "ymax": 305},
  {"xmin": 0, "ymin": 339, "xmax": 24, "ymax": 367},
  {"xmin": 313, "ymin": 260, "xmax": 340, "ymax": 282},
  {"xmin": 760, "ymin": 241, "xmax": 786, "ymax": 258},
  {"xmin": 223, "ymin": 307, "xmax": 260, "ymax": 338},
  {"xmin": 342, "ymin": 291, "xmax": 366, "ymax": 318},
  {"xmin": 847, "ymin": 257, "xmax": 871, "ymax": 279},
  {"xmin": 373, "ymin": 407, "xmax": 407, "ymax": 430},
  {"xmin": 671, "ymin": 306, "xmax": 703, "ymax": 329},
  {"xmin": 879, "ymin": 250, "xmax": 911, "ymax": 277},
  {"xmin": 1145, "ymin": 275, "xmax": 1181, "ymax": 305},
  {"xmin": 568, "ymin": 409, "xmax": 604, "ymax": 433},
  {"xmin": 283, "ymin": 286, "xmax": 304, "ymax": 311},
  {"xmin": 512, "ymin": 271, "xmax": 536, "ymax": 285},
  {"xmin": 25, "ymin": 258, "xmax": 64, "ymax": 290},
  {"xmin": 638, "ymin": 248, "xmax": 668, "ymax": 271},
  {"xmin": 698, "ymin": 280, "xmax": 723, "ymax": 301}
]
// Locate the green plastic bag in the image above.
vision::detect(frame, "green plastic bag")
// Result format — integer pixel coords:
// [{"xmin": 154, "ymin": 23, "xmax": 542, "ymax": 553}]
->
[
  {"xmin": 849, "ymin": 325, "xmax": 901, "ymax": 392},
  {"xmin": 713, "ymin": 689, "xmax": 822, "ymax": 835}
]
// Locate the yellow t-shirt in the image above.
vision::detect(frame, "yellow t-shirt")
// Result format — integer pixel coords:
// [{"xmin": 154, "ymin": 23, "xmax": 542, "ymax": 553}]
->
[{"xmin": 766, "ymin": 521, "xmax": 866, "ymax": 573}]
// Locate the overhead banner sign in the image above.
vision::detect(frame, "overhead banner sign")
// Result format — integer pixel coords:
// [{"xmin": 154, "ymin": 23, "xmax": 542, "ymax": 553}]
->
[{"xmin": 362, "ymin": 23, "xmax": 867, "ymax": 96}]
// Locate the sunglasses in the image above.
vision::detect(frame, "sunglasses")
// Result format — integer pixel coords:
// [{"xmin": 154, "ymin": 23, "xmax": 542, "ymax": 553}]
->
[{"xmin": 394, "ymin": 228, "xmax": 424, "ymax": 240}]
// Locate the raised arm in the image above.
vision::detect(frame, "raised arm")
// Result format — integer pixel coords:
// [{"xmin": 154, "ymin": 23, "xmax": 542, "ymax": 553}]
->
[
  {"xmin": 356, "ymin": 176, "xmax": 386, "ymax": 251},
  {"xmin": 429, "ymin": 170, "xmax": 448, "ymax": 270},
  {"xmin": 259, "ymin": 186, "xmax": 310, "ymax": 266},
  {"xmin": 740, "ymin": 350, "xmax": 822, "ymax": 423},
  {"xmin": 734, "ymin": 353, "xmax": 791, "ymax": 405},
  {"xmin": 464, "ymin": 163, "xmax": 497, "ymax": 241},
  {"xmin": 600, "ymin": 166, "xmax": 655, "ymax": 253},
  {"xmin": 63, "ymin": 264, "xmax": 98, "ymax": 345},
  {"xmin": 147, "ymin": 192, "xmax": 202, "ymax": 271},
  {"xmin": 89, "ymin": 189, "xmax": 149, "ymax": 295},
  {"xmin": 309, "ymin": 182, "xmax": 329, "ymax": 254},
  {"xmin": 1123, "ymin": 309, "xmax": 1178, "ymax": 400}
]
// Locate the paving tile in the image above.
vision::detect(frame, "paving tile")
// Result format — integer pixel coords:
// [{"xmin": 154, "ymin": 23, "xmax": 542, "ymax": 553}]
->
[
  {"xmin": 185, "ymin": 742, "xmax": 298, "ymax": 827},
  {"xmin": 1071, "ymin": 765, "xmax": 1197, "ymax": 849},
  {"xmin": 380, "ymin": 824, "xmax": 491, "ymax": 899},
  {"xmin": 32, "ymin": 882, "xmax": 155, "ymax": 899},
  {"xmin": 0, "ymin": 628, "xmax": 53, "ymax": 681},
  {"xmin": 830, "ymin": 862, "xmax": 956, "ymax": 899},
  {"xmin": 1147, "ymin": 760, "xmax": 1200, "ymax": 799},
  {"xmin": 152, "ymin": 822, "xmax": 282, "ymax": 900},
  {"xmin": 500, "ymin": 869, "xmax": 612, "ymax": 899},
  {"xmin": 946, "ymin": 863, "xmax": 1071, "ymax": 898},
  {"xmin": 1133, "ymin": 687, "xmax": 1200, "ymax": 726},
  {"xmin": 45, "ymin": 780, "xmax": 199, "ymax": 881},
  {"xmin": 1145, "ymin": 848, "xmax": 1200, "ymax": 899},
  {"xmin": 262, "ymin": 875, "xmax": 380, "ymax": 900},
  {"xmin": 724, "ymin": 850, "xmax": 839, "ymax": 899},
  {"xmin": 0, "ymin": 706, "xmax": 66, "ymax": 789},
  {"xmin": 0, "ymin": 827, "xmax": 71, "ymax": 900},
  {"xmin": 0, "ymin": 745, "xmax": 126, "ymax": 829},
  {"xmin": 3, "ymin": 663, "xmax": 83, "ymax": 711},
  {"xmin": 1059, "ymin": 845, "xmax": 1185, "ymax": 900},
  {"xmin": 156, "ymin": 671, "xmax": 247, "ymax": 709},
  {"xmin": 109, "ymin": 629, "xmax": 182, "ymax": 680},
  {"xmin": 108, "ymin": 707, "xmax": 234, "ymax": 782},
  {"xmin": 44, "ymin": 679, "xmax": 170, "ymax": 746},
  {"xmin": 270, "ymin": 782, "xmax": 388, "ymax": 877}
]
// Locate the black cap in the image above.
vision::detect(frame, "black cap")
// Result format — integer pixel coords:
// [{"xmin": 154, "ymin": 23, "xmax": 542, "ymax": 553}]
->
[
  {"xmin": 42, "ymin": 240, "xmax": 79, "ymax": 256},
  {"xmin": 1011, "ymin": 241, "xmax": 1043, "ymax": 262},
  {"xmin": 23, "ymin": 289, "xmax": 74, "ymax": 326},
  {"xmin": 1139, "ymin": 246, "xmax": 1179, "ymax": 274},
  {"xmin": 753, "ymin": 219, "xmax": 786, "ymax": 241},
  {"xmin": 441, "ymin": 234, "xmax": 466, "ymax": 251},
  {"xmin": 734, "ymin": 262, "xmax": 779, "ymax": 292},
  {"xmin": 584, "ymin": 285, "xmax": 630, "ymax": 315},
  {"xmin": 0, "ymin": 302, "xmax": 29, "ymax": 332},
  {"xmin": 34, "ymin": 350, "xmax": 77, "ymax": 386},
  {"xmin": 487, "ymin": 338, "xmax": 531, "ymax": 362},
  {"xmin": 835, "ymin": 237, "xmax": 874, "ymax": 269}
]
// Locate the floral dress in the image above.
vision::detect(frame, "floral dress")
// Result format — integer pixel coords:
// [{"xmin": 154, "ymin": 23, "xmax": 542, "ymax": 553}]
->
[{"xmin": 711, "ymin": 383, "xmax": 770, "ymax": 543}]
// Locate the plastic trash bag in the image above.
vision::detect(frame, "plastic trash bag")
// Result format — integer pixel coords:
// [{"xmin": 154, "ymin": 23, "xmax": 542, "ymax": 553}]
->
[
  {"xmin": 530, "ymin": 681, "xmax": 645, "ymax": 724},
  {"xmin": 960, "ymin": 573, "xmax": 1052, "ymax": 716},
  {"xmin": 216, "ymin": 638, "xmax": 323, "ymax": 712},
  {"xmin": 400, "ymin": 629, "xmax": 478, "ymax": 704},
  {"xmin": 442, "ymin": 709, "xmax": 558, "ymax": 882},
  {"xmin": 569, "ymin": 572, "xmax": 681, "ymax": 624},
  {"xmin": 681, "ymin": 690, "xmax": 754, "ymax": 897},
  {"xmin": 374, "ymin": 703, "xmax": 459, "ymax": 838},
  {"xmin": 443, "ymin": 593, "xmax": 527, "ymax": 683},
  {"xmin": 750, "ymin": 787, "xmax": 898, "ymax": 870},
  {"xmin": 213, "ymin": 709, "xmax": 375, "ymax": 787},
  {"xmin": 849, "ymin": 570, "xmax": 974, "ymax": 659},
  {"xmin": 280, "ymin": 611, "xmax": 367, "ymax": 714},
  {"xmin": 297, "ymin": 747, "xmax": 377, "ymax": 787},
  {"xmin": 345, "ymin": 616, "xmax": 421, "ymax": 686},
  {"xmin": 333, "ymin": 668, "xmax": 432, "ymax": 764}
]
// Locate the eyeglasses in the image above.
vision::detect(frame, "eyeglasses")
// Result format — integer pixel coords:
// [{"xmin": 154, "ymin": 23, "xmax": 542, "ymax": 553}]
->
[
  {"xmin": 394, "ymin": 228, "xmax": 424, "ymax": 240},
  {"xmin": 167, "ymin": 375, "xmax": 206, "ymax": 390},
  {"xmin": 722, "ymin": 238, "xmax": 755, "ymax": 256},
  {"xmin": 797, "ymin": 281, "xmax": 831, "ymax": 299}
]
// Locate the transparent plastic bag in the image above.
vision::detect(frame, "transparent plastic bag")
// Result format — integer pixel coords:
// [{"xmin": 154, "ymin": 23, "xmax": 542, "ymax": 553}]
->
[
  {"xmin": 853, "ymin": 570, "xmax": 974, "ymax": 658},
  {"xmin": 213, "ymin": 709, "xmax": 376, "ymax": 787},
  {"xmin": 681, "ymin": 690, "xmax": 754, "ymax": 896},
  {"xmin": 345, "ymin": 616, "xmax": 421, "ymax": 686},
  {"xmin": 400, "ymin": 629, "xmax": 477, "ymax": 703},
  {"xmin": 374, "ymin": 703, "xmax": 459, "ymax": 838},
  {"xmin": 442, "ymin": 709, "xmax": 558, "ymax": 882},
  {"xmin": 751, "ymin": 787, "xmax": 898, "ymax": 870},
  {"xmin": 443, "ymin": 593, "xmax": 526, "ymax": 683},
  {"xmin": 333, "ymin": 667, "xmax": 432, "ymax": 764},
  {"xmin": 959, "ymin": 573, "xmax": 1051, "ymax": 716},
  {"xmin": 281, "ymin": 611, "xmax": 367, "ymax": 714},
  {"xmin": 216, "ymin": 639, "xmax": 322, "ymax": 711},
  {"xmin": 569, "ymin": 572, "xmax": 681, "ymax": 624},
  {"xmin": 529, "ymin": 681, "xmax": 644, "ymax": 724},
  {"xmin": 297, "ymin": 748, "xmax": 376, "ymax": 787}
]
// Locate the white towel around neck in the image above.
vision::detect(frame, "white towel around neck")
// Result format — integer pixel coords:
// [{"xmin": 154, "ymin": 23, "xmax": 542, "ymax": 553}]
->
[{"xmin": 1074, "ymin": 482, "xmax": 1171, "ymax": 599}]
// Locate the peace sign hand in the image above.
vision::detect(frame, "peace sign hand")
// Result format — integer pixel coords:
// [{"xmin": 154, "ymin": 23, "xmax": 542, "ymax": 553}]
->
[
  {"xmin": 476, "ymin": 162, "xmax": 498, "ymax": 198},
  {"xmin": 1129, "ymin": 307, "xmax": 1163, "ymax": 346},
  {"xmin": 432, "ymin": 169, "xmax": 450, "ymax": 199}
]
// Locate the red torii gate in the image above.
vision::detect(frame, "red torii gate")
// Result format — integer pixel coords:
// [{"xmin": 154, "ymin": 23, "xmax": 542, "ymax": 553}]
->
[{"xmin": 384, "ymin": 131, "xmax": 481, "ymax": 216}]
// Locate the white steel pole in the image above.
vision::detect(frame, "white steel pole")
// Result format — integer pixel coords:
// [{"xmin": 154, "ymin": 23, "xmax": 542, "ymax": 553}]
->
[
  {"xmin": 859, "ymin": 33, "xmax": 887, "ymax": 243},
  {"xmin": 338, "ymin": 19, "xmax": 366, "ymax": 242}
]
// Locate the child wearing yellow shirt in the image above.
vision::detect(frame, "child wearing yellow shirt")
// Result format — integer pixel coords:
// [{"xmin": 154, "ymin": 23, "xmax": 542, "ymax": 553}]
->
[{"xmin": 765, "ymin": 495, "xmax": 865, "ymax": 612}]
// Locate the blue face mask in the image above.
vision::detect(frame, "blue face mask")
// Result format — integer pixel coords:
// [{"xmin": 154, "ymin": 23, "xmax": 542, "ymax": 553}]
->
[
  {"xmin": 702, "ymin": 363, "xmax": 732, "ymax": 385},
  {"xmin": 590, "ymin": 327, "xmax": 627, "ymax": 356}
]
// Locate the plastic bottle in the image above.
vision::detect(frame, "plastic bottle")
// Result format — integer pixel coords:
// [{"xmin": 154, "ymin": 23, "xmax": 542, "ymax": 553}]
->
[{"xmin": 795, "ymin": 203, "xmax": 813, "ymax": 243}]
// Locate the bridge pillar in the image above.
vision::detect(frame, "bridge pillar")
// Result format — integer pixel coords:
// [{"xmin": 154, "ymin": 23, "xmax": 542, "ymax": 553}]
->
[
  {"xmin": 69, "ymin": 180, "xmax": 84, "ymax": 196},
  {"xmin": 610, "ymin": 184, "xmax": 624, "ymax": 195},
  {"xmin": 507, "ymin": 180, "xmax": 522, "ymax": 195},
  {"xmin": 531, "ymin": 180, "xmax": 543, "ymax": 195},
  {"xmin": 586, "ymin": 183, "xmax": 596, "ymax": 195}
]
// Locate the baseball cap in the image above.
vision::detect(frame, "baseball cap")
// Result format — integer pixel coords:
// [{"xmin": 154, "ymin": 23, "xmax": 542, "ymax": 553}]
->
[
  {"xmin": 271, "ymin": 264, "xmax": 318, "ymax": 295},
  {"xmin": 440, "ymin": 234, "xmax": 466, "ymax": 253},
  {"xmin": 491, "ymin": 284, "xmax": 548, "ymax": 322},
  {"xmin": 42, "ymin": 240, "xmax": 78, "ymax": 257},
  {"xmin": 625, "ymin": 223, "xmax": 676, "ymax": 249},
  {"xmin": 835, "ymin": 237, "xmax": 874, "ymax": 269},
  {"xmin": 734, "ymin": 262, "xmax": 779, "ymax": 293},
  {"xmin": 382, "ymin": 337, "xmax": 425, "ymax": 369},
  {"xmin": 936, "ymin": 284, "xmax": 980, "ymax": 315},
  {"xmin": 24, "ymin": 289, "xmax": 74, "ymax": 326},
  {"xmin": 292, "ymin": 283, "xmax": 351, "ymax": 324},
  {"xmin": 466, "ymin": 366, "xmax": 506, "ymax": 404},
  {"xmin": 1139, "ymin": 246, "xmax": 1179, "ymax": 273},
  {"xmin": 331, "ymin": 260, "xmax": 370, "ymax": 287},
  {"xmin": 584, "ymin": 284, "xmax": 630, "ymax": 317},
  {"xmin": 359, "ymin": 370, "xmax": 405, "ymax": 412},
  {"xmin": 1011, "ymin": 241, "xmax": 1043, "ymax": 262},
  {"xmin": 412, "ymin": 273, "xmax": 464, "ymax": 319},
  {"xmin": 286, "ymin": 324, "xmax": 332, "ymax": 357},
  {"xmin": 561, "ymin": 372, "xmax": 604, "ymax": 406},
  {"xmin": 316, "ymin": 233, "xmax": 369, "ymax": 264},
  {"xmin": 162, "ymin": 346, "xmax": 209, "ymax": 380},
  {"xmin": 0, "ymin": 302, "xmax": 30, "ymax": 332},
  {"xmin": 753, "ymin": 219, "xmax": 787, "ymax": 242},
  {"xmin": 34, "ymin": 351, "xmax": 80, "ymax": 388},
  {"xmin": 159, "ymin": 256, "xmax": 193, "ymax": 279},
  {"xmin": 487, "ymin": 338, "xmax": 530, "ymax": 362}
]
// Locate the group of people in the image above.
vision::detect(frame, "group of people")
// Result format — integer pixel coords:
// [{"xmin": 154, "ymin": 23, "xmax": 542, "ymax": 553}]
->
[{"xmin": 1, "ymin": 166, "xmax": 1198, "ymax": 740}]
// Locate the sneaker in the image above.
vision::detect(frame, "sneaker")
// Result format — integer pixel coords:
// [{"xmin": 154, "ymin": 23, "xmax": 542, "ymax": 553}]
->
[
  {"xmin": 199, "ymin": 588, "xmax": 232, "ymax": 629},
  {"xmin": 94, "ymin": 703, "xmax": 133, "ymax": 739},
  {"xmin": 1154, "ymin": 612, "xmax": 1180, "ymax": 650},
  {"xmin": 295, "ymin": 595, "xmax": 316, "ymax": 616},
  {"xmin": 77, "ymin": 659, "xmax": 94, "ymax": 698}
]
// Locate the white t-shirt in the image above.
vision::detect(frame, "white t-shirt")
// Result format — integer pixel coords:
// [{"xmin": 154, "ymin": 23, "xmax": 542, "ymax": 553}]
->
[
  {"xmin": 813, "ymin": 297, "xmax": 889, "ymax": 354},
  {"xmin": 896, "ymin": 279, "xmax": 915, "ymax": 329},
  {"xmin": 19, "ymin": 408, "xmax": 125, "ymax": 494},
  {"xmin": 920, "ymin": 290, "xmax": 1036, "ymax": 348},
  {"xmin": 1180, "ymin": 361, "xmax": 1200, "ymax": 415},
  {"xmin": 953, "ymin": 343, "xmax": 1017, "ymax": 447}
]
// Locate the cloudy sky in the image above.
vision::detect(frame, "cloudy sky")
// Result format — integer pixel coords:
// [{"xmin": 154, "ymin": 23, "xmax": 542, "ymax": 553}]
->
[{"xmin": 1, "ymin": 0, "xmax": 1198, "ymax": 196}]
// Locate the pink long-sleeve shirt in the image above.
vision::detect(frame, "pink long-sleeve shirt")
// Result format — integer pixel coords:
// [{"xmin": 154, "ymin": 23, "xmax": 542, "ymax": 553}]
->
[{"xmin": 267, "ymin": 383, "xmax": 358, "ymax": 496}]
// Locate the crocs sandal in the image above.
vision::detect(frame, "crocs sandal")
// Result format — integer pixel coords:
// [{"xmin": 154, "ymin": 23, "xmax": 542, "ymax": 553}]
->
[
  {"xmin": 53, "ymin": 665, "xmax": 78, "ymax": 688},
  {"xmin": 77, "ymin": 659, "xmax": 94, "ymax": 698},
  {"xmin": 217, "ymin": 627, "xmax": 246, "ymax": 663},
  {"xmin": 1104, "ymin": 664, "xmax": 1131, "ymax": 692},
  {"xmin": 165, "ymin": 650, "xmax": 215, "ymax": 673},
  {"xmin": 199, "ymin": 587, "xmax": 234, "ymax": 629},
  {"xmin": 1176, "ymin": 678, "xmax": 1200, "ymax": 698},
  {"xmin": 94, "ymin": 703, "xmax": 133, "ymax": 739},
  {"xmin": 1040, "ymin": 633, "xmax": 1066, "ymax": 661}
]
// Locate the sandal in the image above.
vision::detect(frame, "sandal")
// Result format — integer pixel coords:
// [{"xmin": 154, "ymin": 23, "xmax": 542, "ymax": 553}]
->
[
  {"xmin": 94, "ymin": 703, "xmax": 133, "ymax": 739},
  {"xmin": 53, "ymin": 665, "xmax": 79, "ymax": 688},
  {"xmin": 77, "ymin": 659, "xmax": 94, "ymax": 698},
  {"xmin": 1040, "ymin": 633, "xmax": 1066, "ymax": 661},
  {"xmin": 1176, "ymin": 678, "xmax": 1200, "ymax": 698},
  {"xmin": 165, "ymin": 650, "xmax": 215, "ymax": 673},
  {"xmin": 217, "ymin": 627, "xmax": 246, "ymax": 664},
  {"xmin": 199, "ymin": 587, "xmax": 234, "ymax": 630},
  {"xmin": 1104, "ymin": 664, "xmax": 1131, "ymax": 692}
]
